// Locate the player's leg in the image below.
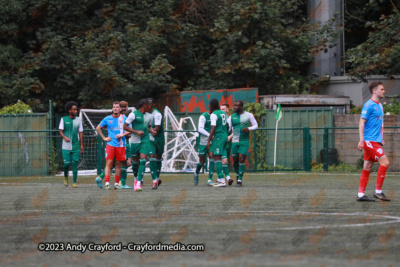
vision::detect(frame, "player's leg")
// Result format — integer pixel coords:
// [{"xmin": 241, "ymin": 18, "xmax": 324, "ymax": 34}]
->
[
  {"xmin": 136, "ymin": 152, "xmax": 148, "ymax": 192},
  {"xmin": 131, "ymin": 143, "xmax": 140, "ymax": 184},
  {"xmin": 207, "ymin": 151, "xmax": 215, "ymax": 186},
  {"xmin": 62, "ymin": 149, "xmax": 71, "ymax": 186},
  {"xmin": 236, "ymin": 153, "xmax": 247, "ymax": 187},
  {"xmin": 357, "ymin": 157, "xmax": 374, "ymax": 201},
  {"xmin": 222, "ymin": 148, "xmax": 232, "ymax": 185},
  {"xmin": 236, "ymin": 142, "xmax": 249, "ymax": 186},
  {"xmin": 195, "ymin": 144, "xmax": 207, "ymax": 185},
  {"xmin": 104, "ymin": 159, "xmax": 114, "ymax": 190},
  {"xmin": 214, "ymin": 138, "xmax": 227, "ymax": 187},
  {"xmin": 71, "ymin": 150, "xmax": 80, "ymax": 188},
  {"xmin": 232, "ymin": 143, "xmax": 239, "ymax": 181},
  {"xmin": 147, "ymin": 143, "xmax": 159, "ymax": 190},
  {"xmin": 104, "ymin": 145, "xmax": 116, "ymax": 190},
  {"xmin": 374, "ymin": 155, "xmax": 390, "ymax": 201}
]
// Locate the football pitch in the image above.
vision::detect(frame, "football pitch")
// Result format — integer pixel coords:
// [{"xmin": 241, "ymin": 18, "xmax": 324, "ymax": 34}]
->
[{"xmin": 1, "ymin": 172, "xmax": 399, "ymax": 266}]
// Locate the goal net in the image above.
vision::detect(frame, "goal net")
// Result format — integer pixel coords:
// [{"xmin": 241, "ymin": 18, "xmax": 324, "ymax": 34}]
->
[{"xmin": 163, "ymin": 106, "xmax": 199, "ymax": 172}]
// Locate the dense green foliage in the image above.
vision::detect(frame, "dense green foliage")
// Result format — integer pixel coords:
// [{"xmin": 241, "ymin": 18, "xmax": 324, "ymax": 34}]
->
[
  {"xmin": 0, "ymin": 0, "xmax": 338, "ymax": 111},
  {"xmin": 345, "ymin": 0, "xmax": 400, "ymax": 80}
]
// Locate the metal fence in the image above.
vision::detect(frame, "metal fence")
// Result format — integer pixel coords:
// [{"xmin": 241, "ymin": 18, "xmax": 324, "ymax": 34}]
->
[{"xmin": 1, "ymin": 127, "xmax": 400, "ymax": 176}]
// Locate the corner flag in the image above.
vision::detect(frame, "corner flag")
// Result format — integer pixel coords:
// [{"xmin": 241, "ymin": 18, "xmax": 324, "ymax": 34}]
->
[
  {"xmin": 274, "ymin": 104, "xmax": 282, "ymax": 172},
  {"xmin": 275, "ymin": 103, "xmax": 282, "ymax": 121}
]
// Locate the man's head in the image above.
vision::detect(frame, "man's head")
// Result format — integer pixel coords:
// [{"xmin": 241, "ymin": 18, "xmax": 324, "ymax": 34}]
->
[
  {"xmin": 138, "ymin": 98, "xmax": 150, "ymax": 112},
  {"xmin": 147, "ymin": 97, "xmax": 155, "ymax": 113},
  {"xmin": 65, "ymin": 101, "xmax": 78, "ymax": 117},
  {"xmin": 112, "ymin": 101, "xmax": 121, "ymax": 115},
  {"xmin": 120, "ymin": 101, "xmax": 128, "ymax": 115},
  {"xmin": 233, "ymin": 100, "xmax": 244, "ymax": 114},
  {"xmin": 209, "ymin": 99, "xmax": 220, "ymax": 112},
  {"xmin": 220, "ymin": 103, "xmax": 230, "ymax": 115},
  {"xmin": 369, "ymin": 81, "xmax": 385, "ymax": 99}
]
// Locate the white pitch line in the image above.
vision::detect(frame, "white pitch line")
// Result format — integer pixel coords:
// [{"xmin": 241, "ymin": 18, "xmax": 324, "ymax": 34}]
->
[{"xmin": 221, "ymin": 210, "xmax": 400, "ymax": 230}]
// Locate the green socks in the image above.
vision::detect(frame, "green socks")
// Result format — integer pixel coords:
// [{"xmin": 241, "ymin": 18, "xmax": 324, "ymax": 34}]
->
[
  {"xmin": 238, "ymin": 163, "xmax": 245, "ymax": 182},
  {"xmin": 156, "ymin": 159, "xmax": 162, "ymax": 178},
  {"xmin": 72, "ymin": 161, "xmax": 78, "ymax": 183},
  {"xmin": 234, "ymin": 162, "xmax": 239, "ymax": 176},
  {"xmin": 138, "ymin": 159, "xmax": 146, "ymax": 182},
  {"xmin": 63, "ymin": 163, "xmax": 70, "ymax": 178},
  {"xmin": 132, "ymin": 161, "xmax": 139, "ymax": 177},
  {"xmin": 121, "ymin": 166, "xmax": 127, "ymax": 186},
  {"xmin": 215, "ymin": 161, "xmax": 224, "ymax": 179},
  {"xmin": 150, "ymin": 158, "xmax": 157, "ymax": 181},
  {"xmin": 208, "ymin": 159, "xmax": 215, "ymax": 180},
  {"xmin": 223, "ymin": 164, "xmax": 229, "ymax": 178}
]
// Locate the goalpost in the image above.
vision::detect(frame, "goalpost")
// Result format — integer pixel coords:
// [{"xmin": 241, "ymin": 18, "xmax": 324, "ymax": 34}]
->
[{"xmin": 163, "ymin": 106, "xmax": 199, "ymax": 172}]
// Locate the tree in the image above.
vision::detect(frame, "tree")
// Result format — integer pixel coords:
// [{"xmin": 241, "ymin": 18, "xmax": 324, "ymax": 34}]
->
[
  {"xmin": 0, "ymin": 0, "xmax": 338, "ymax": 111},
  {"xmin": 345, "ymin": 0, "xmax": 400, "ymax": 80}
]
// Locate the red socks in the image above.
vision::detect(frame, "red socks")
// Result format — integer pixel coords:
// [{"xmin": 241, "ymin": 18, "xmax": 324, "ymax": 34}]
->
[
  {"xmin": 115, "ymin": 175, "xmax": 121, "ymax": 184},
  {"xmin": 105, "ymin": 175, "xmax": 110, "ymax": 183},
  {"xmin": 358, "ymin": 169, "xmax": 370, "ymax": 194},
  {"xmin": 376, "ymin": 166, "xmax": 388, "ymax": 191}
]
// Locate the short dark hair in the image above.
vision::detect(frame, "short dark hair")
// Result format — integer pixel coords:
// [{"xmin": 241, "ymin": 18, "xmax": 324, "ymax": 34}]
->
[
  {"xmin": 210, "ymin": 99, "xmax": 220, "ymax": 110},
  {"xmin": 147, "ymin": 97, "xmax": 155, "ymax": 104},
  {"xmin": 221, "ymin": 103, "xmax": 229, "ymax": 108},
  {"xmin": 235, "ymin": 100, "xmax": 244, "ymax": 107},
  {"xmin": 113, "ymin": 101, "xmax": 121, "ymax": 107},
  {"xmin": 369, "ymin": 81, "xmax": 383, "ymax": 94},
  {"xmin": 136, "ymin": 98, "xmax": 149, "ymax": 109},
  {"xmin": 65, "ymin": 101, "xmax": 78, "ymax": 114}
]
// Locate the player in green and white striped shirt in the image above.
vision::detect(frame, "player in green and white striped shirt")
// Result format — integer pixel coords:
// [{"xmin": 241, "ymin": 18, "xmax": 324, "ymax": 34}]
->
[
  {"xmin": 227, "ymin": 100, "xmax": 258, "ymax": 186},
  {"xmin": 206, "ymin": 99, "xmax": 231, "ymax": 187},
  {"xmin": 194, "ymin": 109, "xmax": 214, "ymax": 186},
  {"xmin": 59, "ymin": 101, "xmax": 83, "ymax": 188},
  {"xmin": 220, "ymin": 103, "xmax": 233, "ymax": 185}
]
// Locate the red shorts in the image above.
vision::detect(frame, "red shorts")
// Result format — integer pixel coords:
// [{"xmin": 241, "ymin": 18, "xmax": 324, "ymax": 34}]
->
[
  {"xmin": 364, "ymin": 141, "xmax": 385, "ymax": 162},
  {"xmin": 105, "ymin": 145, "xmax": 126, "ymax": 161}
]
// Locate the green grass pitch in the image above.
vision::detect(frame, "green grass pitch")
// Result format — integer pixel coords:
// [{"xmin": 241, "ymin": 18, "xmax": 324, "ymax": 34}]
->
[{"xmin": 0, "ymin": 172, "xmax": 399, "ymax": 266}]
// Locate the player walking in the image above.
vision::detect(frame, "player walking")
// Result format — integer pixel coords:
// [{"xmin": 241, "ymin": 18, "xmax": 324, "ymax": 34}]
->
[
  {"xmin": 227, "ymin": 100, "xmax": 258, "ymax": 187},
  {"xmin": 206, "ymin": 99, "xmax": 231, "ymax": 187},
  {"xmin": 96, "ymin": 102, "xmax": 130, "ymax": 190},
  {"xmin": 59, "ymin": 101, "xmax": 84, "ymax": 188},
  {"xmin": 356, "ymin": 81, "xmax": 390, "ymax": 202}
]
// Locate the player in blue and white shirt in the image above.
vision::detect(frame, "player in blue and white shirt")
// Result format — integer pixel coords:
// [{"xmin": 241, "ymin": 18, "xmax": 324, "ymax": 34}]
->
[
  {"xmin": 356, "ymin": 81, "xmax": 390, "ymax": 202},
  {"xmin": 96, "ymin": 101, "xmax": 130, "ymax": 190}
]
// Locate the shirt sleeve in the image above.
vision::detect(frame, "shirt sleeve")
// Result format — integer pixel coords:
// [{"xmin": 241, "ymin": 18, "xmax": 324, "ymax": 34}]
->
[
  {"xmin": 154, "ymin": 113, "xmax": 162, "ymax": 126},
  {"xmin": 248, "ymin": 113, "xmax": 258, "ymax": 131},
  {"xmin": 360, "ymin": 103, "xmax": 370, "ymax": 120},
  {"xmin": 125, "ymin": 113, "xmax": 135, "ymax": 124},
  {"xmin": 227, "ymin": 116, "xmax": 232, "ymax": 132},
  {"xmin": 59, "ymin": 118, "xmax": 64, "ymax": 130},
  {"xmin": 79, "ymin": 118, "xmax": 83, "ymax": 132},
  {"xmin": 210, "ymin": 113, "xmax": 217, "ymax": 126},
  {"xmin": 99, "ymin": 117, "xmax": 107, "ymax": 128},
  {"xmin": 198, "ymin": 115, "xmax": 210, "ymax": 137}
]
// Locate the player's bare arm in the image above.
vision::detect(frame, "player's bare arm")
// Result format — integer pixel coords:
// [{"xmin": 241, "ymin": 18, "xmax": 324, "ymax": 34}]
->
[
  {"xmin": 96, "ymin": 125, "xmax": 112, "ymax": 142},
  {"xmin": 206, "ymin": 126, "xmax": 216, "ymax": 151},
  {"xmin": 79, "ymin": 131, "xmax": 84, "ymax": 153},
  {"xmin": 357, "ymin": 118, "xmax": 366, "ymax": 151},
  {"xmin": 149, "ymin": 125, "xmax": 157, "ymax": 136},
  {"xmin": 123, "ymin": 122, "xmax": 144, "ymax": 137},
  {"xmin": 59, "ymin": 129, "xmax": 70, "ymax": 142}
]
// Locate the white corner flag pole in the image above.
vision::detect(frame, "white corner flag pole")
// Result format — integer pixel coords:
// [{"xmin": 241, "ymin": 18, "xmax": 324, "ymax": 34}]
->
[{"xmin": 274, "ymin": 104, "xmax": 282, "ymax": 172}]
